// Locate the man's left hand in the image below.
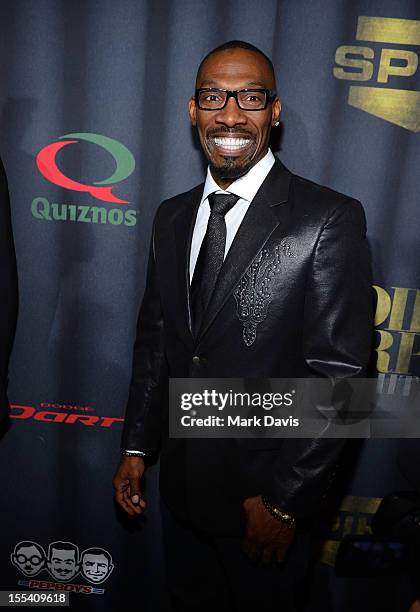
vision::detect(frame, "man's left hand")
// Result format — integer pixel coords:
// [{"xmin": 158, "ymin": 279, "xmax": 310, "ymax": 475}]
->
[{"xmin": 241, "ymin": 495, "xmax": 296, "ymax": 563}]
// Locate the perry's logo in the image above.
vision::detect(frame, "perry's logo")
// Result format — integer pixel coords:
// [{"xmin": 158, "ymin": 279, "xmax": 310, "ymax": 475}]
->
[
  {"xmin": 36, "ymin": 132, "xmax": 135, "ymax": 203},
  {"xmin": 333, "ymin": 16, "xmax": 420, "ymax": 131}
]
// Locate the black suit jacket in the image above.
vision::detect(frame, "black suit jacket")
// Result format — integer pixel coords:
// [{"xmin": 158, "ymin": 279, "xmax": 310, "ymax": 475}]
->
[
  {"xmin": 121, "ymin": 158, "xmax": 374, "ymax": 534},
  {"xmin": 0, "ymin": 157, "xmax": 18, "ymax": 422}
]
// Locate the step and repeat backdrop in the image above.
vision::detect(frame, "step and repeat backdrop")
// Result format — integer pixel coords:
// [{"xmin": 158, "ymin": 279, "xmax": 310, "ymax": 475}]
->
[{"xmin": 0, "ymin": 1, "xmax": 419, "ymax": 610}]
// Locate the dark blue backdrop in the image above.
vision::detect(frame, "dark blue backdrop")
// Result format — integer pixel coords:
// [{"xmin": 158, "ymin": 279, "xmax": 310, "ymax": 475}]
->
[{"xmin": 0, "ymin": 1, "xmax": 419, "ymax": 610}]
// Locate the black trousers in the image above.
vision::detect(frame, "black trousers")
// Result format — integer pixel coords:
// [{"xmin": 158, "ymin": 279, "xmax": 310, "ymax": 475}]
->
[{"xmin": 160, "ymin": 497, "xmax": 312, "ymax": 612}]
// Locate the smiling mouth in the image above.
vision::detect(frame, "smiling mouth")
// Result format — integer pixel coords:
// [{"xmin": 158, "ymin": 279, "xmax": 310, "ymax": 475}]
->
[{"xmin": 211, "ymin": 136, "xmax": 252, "ymax": 154}]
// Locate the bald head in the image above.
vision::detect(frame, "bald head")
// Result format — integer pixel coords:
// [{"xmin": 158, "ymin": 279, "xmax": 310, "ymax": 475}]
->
[{"xmin": 196, "ymin": 40, "xmax": 276, "ymax": 90}]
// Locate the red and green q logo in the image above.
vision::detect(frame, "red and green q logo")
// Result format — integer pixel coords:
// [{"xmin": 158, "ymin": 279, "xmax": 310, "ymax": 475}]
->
[{"xmin": 36, "ymin": 132, "xmax": 135, "ymax": 204}]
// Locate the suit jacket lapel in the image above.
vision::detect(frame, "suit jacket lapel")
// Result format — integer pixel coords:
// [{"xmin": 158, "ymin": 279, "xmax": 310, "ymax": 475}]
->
[
  {"xmin": 172, "ymin": 184, "xmax": 203, "ymax": 341},
  {"xmin": 196, "ymin": 158, "xmax": 292, "ymax": 343}
]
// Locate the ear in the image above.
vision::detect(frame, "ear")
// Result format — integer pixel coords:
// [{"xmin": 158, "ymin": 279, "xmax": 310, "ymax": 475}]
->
[
  {"xmin": 271, "ymin": 96, "xmax": 281, "ymax": 126},
  {"xmin": 188, "ymin": 95, "xmax": 197, "ymax": 126}
]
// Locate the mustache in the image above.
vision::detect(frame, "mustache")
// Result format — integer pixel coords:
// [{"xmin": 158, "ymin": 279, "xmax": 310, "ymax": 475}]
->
[{"xmin": 206, "ymin": 127, "xmax": 255, "ymax": 139}]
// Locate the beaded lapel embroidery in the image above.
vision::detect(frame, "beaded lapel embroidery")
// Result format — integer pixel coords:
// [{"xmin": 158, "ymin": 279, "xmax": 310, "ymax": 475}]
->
[{"xmin": 234, "ymin": 241, "xmax": 292, "ymax": 346}]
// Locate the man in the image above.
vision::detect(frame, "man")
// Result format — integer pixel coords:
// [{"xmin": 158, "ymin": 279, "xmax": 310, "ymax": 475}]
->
[
  {"xmin": 10, "ymin": 541, "xmax": 46, "ymax": 577},
  {"xmin": 0, "ymin": 157, "xmax": 18, "ymax": 425},
  {"xmin": 113, "ymin": 41, "xmax": 373, "ymax": 611},
  {"xmin": 80, "ymin": 547, "xmax": 114, "ymax": 584},
  {"xmin": 46, "ymin": 541, "xmax": 80, "ymax": 583}
]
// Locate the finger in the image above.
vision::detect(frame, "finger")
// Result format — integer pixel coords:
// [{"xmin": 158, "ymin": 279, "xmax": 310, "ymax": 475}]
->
[
  {"xmin": 114, "ymin": 487, "xmax": 135, "ymax": 516},
  {"xmin": 247, "ymin": 546, "xmax": 261, "ymax": 562},
  {"xmin": 261, "ymin": 546, "xmax": 276, "ymax": 564},
  {"xmin": 122, "ymin": 496, "xmax": 142, "ymax": 515},
  {"xmin": 126, "ymin": 482, "xmax": 146, "ymax": 509},
  {"xmin": 275, "ymin": 544, "xmax": 288, "ymax": 563},
  {"xmin": 123, "ymin": 487, "xmax": 143, "ymax": 514},
  {"xmin": 122, "ymin": 484, "xmax": 143, "ymax": 514},
  {"xmin": 241, "ymin": 536, "xmax": 261, "ymax": 562},
  {"xmin": 119, "ymin": 497, "xmax": 136, "ymax": 516},
  {"xmin": 128, "ymin": 476, "xmax": 142, "ymax": 505},
  {"xmin": 112, "ymin": 474, "xmax": 129, "ymax": 489},
  {"xmin": 240, "ymin": 537, "xmax": 251, "ymax": 556},
  {"xmin": 113, "ymin": 472, "xmax": 145, "ymax": 516}
]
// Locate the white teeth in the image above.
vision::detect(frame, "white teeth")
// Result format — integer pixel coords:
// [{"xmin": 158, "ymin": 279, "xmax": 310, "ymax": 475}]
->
[{"xmin": 213, "ymin": 137, "xmax": 250, "ymax": 149}]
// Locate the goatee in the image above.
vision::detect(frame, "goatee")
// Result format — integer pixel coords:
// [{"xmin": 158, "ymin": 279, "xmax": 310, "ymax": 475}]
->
[{"xmin": 210, "ymin": 157, "xmax": 254, "ymax": 182}]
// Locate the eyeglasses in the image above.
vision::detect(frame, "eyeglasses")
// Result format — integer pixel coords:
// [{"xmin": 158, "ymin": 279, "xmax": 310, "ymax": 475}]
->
[
  {"xmin": 16, "ymin": 554, "xmax": 43, "ymax": 565},
  {"xmin": 195, "ymin": 88, "xmax": 276, "ymax": 111}
]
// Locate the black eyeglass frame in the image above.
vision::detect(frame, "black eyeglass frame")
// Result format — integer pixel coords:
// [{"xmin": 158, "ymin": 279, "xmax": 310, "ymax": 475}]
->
[{"xmin": 194, "ymin": 88, "xmax": 277, "ymax": 111}]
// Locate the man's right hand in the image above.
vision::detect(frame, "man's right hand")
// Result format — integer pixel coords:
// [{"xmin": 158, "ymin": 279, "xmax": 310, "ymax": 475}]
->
[{"xmin": 112, "ymin": 456, "xmax": 146, "ymax": 516}]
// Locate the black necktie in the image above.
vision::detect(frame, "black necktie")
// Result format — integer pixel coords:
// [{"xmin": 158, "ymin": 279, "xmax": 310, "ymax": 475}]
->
[{"xmin": 190, "ymin": 192, "xmax": 240, "ymax": 336}]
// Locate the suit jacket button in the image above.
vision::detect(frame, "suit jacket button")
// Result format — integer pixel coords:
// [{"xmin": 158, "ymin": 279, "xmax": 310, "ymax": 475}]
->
[{"xmin": 192, "ymin": 356, "xmax": 201, "ymax": 365}]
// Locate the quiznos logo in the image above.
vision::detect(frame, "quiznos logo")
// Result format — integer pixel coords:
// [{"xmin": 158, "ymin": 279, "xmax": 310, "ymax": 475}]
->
[
  {"xmin": 334, "ymin": 16, "xmax": 420, "ymax": 131},
  {"xmin": 33, "ymin": 132, "xmax": 137, "ymax": 226}
]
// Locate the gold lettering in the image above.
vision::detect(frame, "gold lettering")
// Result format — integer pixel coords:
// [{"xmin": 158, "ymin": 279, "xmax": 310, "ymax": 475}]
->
[
  {"xmin": 356, "ymin": 16, "xmax": 420, "ymax": 46},
  {"xmin": 330, "ymin": 515, "xmax": 342, "ymax": 534},
  {"xmin": 410, "ymin": 290, "xmax": 420, "ymax": 332},
  {"xmin": 395, "ymin": 331, "xmax": 420, "ymax": 373},
  {"xmin": 375, "ymin": 330, "xmax": 393, "ymax": 373},
  {"xmin": 373, "ymin": 285, "xmax": 391, "ymax": 326},
  {"xmin": 348, "ymin": 86, "xmax": 420, "ymax": 132},
  {"xmin": 378, "ymin": 49, "xmax": 418, "ymax": 84},
  {"xmin": 355, "ymin": 516, "xmax": 369, "ymax": 535},
  {"xmin": 343, "ymin": 515, "xmax": 355, "ymax": 535},
  {"xmin": 388, "ymin": 287, "xmax": 410, "ymax": 330},
  {"xmin": 334, "ymin": 45, "xmax": 374, "ymax": 81}
]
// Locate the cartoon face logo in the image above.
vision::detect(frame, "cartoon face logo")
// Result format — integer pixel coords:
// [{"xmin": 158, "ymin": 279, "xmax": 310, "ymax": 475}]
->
[
  {"xmin": 11, "ymin": 539, "xmax": 114, "ymax": 586},
  {"xmin": 46, "ymin": 541, "xmax": 80, "ymax": 582},
  {"xmin": 36, "ymin": 132, "xmax": 135, "ymax": 204},
  {"xmin": 81, "ymin": 547, "xmax": 114, "ymax": 584},
  {"xmin": 11, "ymin": 541, "xmax": 45, "ymax": 577}
]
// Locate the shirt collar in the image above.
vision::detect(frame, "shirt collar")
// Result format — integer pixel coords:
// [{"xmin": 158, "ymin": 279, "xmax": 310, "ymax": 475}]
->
[{"xmin": 200, "ymin": 148, "xmax": 276, "ymax": 206}]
